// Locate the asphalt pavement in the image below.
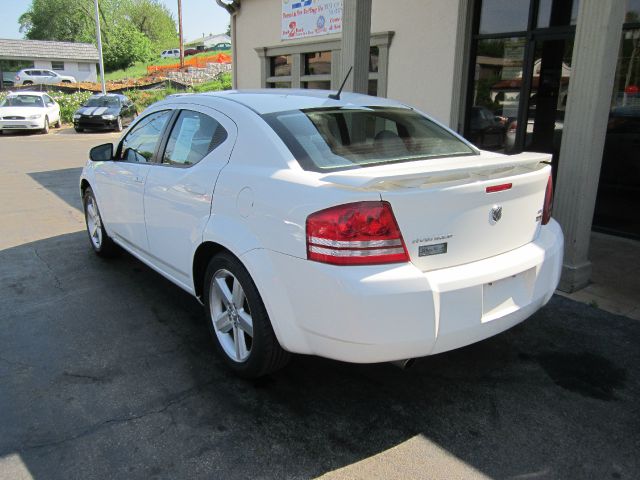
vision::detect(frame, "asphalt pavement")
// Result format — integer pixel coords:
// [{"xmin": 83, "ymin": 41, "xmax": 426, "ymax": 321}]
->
[{"xmin": 0, "ymin": 129, "xmax": 639, "ymax": 480}]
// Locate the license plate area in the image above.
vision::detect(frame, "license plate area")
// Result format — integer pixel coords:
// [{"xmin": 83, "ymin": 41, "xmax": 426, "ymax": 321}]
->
[{"xmin": 482, "ymin": 268, "xmax": 535, "ymax": 323}]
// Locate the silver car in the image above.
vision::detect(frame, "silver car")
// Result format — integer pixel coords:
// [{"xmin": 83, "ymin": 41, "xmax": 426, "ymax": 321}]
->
[{"xmin": 14, "ymin": 69, "xmax": 76, "ymax": 86}]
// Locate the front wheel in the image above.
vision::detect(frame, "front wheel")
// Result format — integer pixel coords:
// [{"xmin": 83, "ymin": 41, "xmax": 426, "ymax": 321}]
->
[
  {"xmin": 75, "ymin": 127, "xmax": 83, "ymax": 133},
  {"xmin": 55, "ymin": 117, "xmax": 62, "ymax": 128},
  {"xmin": 204, "ymin": 253, "xmax": 290, "ymax": 378},
  {"xmin": 83, "ymin": 187, "xmax": 116, "ymax": 256},
  {"xmin": 40, "ymin": 117, "xmax": 49, "ymax": 134},
  {"xmin": 115, "ymin": 116, "xmax": 123, "ymax": 132}
]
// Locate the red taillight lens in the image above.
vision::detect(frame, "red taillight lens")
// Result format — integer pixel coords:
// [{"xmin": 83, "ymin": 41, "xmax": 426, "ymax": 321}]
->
[
  {"xmin": 507, "ymin": 121, "xmax": 517, "ymax": 133},
  {"xmin": 542, "ymin": 175, "xmax": 554, "ymax": 225},
  {"xmin": 306, "ymin": 201, "xmax": 409, "ymax": 265}
]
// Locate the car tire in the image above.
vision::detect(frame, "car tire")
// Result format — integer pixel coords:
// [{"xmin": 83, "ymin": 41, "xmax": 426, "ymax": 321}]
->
[
  {"xmin": 55, "ymin": 118, "xmax": 62, "ymax": 128},
  {"xmin": 74, "ymin": 127, "xmax": 83, "ymax": 133},
  {"xmin": 115, "ymin": 116, "xmax": 123, "ymax": 132},
  {"xmin": 203, "ymin": 252, "xmax": 290, "ymax": 378},
  {"xmin": 23, "ymin": 81, "xmax": 33, "ymax": 85},
  {"xmin": 83, "ymin": 187, "xmax": 117, "ymax": 257},
  {"xmin": 62, "ymin": 80, "xmax": 71, "ymax": 84},
  {"xmin": 40, "ymin": 117, "xmax": 49, "ymax": 134}
]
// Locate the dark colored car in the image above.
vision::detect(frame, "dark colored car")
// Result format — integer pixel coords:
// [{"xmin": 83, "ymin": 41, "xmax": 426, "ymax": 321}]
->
[
  {"xmin": 184, "ymin": 48, "xmax": 199, "ymax": 56},
  {"xmin": 469, "ymin": 106, "xmax": 507, "ymax": 151},
  {"xmin": 208, "ymin": 42, "xmax": 231, "ymax": 51},
  {"xmin": 73, "ymin": 94, "xmax": 137, "ymax": 133}
]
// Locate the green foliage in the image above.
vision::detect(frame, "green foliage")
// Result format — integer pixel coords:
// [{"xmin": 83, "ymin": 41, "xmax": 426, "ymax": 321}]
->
[
  {"xmin": 19, "ymin": 0, "xmax": 177, "ymax": 72},
  {"xmin": 48, "ymin": 91, "xmax": 93, "ymax": 123},
  {"xmin": 101, "ymin": 23, "xmax": 154, "ymax": 71},
  {"xmin": 191, "ymin": 73, "xmax": 232, "ymax": 93}
]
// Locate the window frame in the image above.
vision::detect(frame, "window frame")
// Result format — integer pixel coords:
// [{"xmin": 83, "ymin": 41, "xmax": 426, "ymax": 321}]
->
[
  {"xmin": 255, "ymin": 31, "xmax": 394, "ymax": 97},
  {"xmin": 51, "ymin": 61, "xmax": 64, "ymax": 71}
]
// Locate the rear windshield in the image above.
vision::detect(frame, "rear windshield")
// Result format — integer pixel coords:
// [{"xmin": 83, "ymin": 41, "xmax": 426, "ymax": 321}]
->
[{"xmin": 262, "ymin": 106, "xmax": 477, "ymax": 172}]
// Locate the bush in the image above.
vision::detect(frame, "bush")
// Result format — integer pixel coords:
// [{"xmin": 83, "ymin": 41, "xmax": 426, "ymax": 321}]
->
[{"xmin": 48, "ymin": 91, "xmax": 93, "ymax": 123}]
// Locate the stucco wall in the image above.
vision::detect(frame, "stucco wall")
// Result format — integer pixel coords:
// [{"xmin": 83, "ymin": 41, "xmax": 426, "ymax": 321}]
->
[
  {"xmin": 234, "ymin": 0, "xmax": 461, "ymax": 125},
  {"xmin": 33, "ymin": 60, "xmax": 97, "ymax": 82}
]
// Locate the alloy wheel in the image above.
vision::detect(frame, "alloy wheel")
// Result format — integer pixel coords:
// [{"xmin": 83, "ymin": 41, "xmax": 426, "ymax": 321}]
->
[
  {"xmin": 85, "ymin": 195, "xmax": 102, "ymax": 249},
  {"xmin": 209, "ymin": 269, "xmax": 254, "ymax": 362}
]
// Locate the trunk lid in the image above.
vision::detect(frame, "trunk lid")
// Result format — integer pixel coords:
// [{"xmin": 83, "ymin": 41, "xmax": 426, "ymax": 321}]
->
[{"xmin": 320, "ymin": 151, "xmax": 551, "ymax": 272}]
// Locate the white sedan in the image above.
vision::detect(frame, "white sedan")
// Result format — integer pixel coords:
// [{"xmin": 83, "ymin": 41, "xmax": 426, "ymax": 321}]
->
[
  {"xmin": 0, "ymin": 92, "xmax": 61, "ymax": 134},
  {"xmin": 80, "ymin": 90, "xmax": 563, "ymax": 377}
]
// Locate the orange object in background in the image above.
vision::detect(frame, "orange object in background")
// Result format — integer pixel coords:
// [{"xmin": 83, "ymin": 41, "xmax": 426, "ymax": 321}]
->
[{"xmin": 147, "ymin": 54, "xmax": 232, "ymax": 74}]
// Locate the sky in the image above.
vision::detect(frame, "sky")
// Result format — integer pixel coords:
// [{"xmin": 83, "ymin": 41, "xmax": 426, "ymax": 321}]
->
[{"xmin": 0, "ymin": 0, "xmax": 230, "ymax": 43}]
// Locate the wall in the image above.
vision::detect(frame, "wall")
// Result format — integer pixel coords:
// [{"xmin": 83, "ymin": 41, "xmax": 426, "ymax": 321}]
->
[
  {"xmin": 33, "ymin": 60, "xmax": 97, "ymax": 82},
  {"xmin": 234, "ymin": 0, "xmax": 462, "ymax": 125}
]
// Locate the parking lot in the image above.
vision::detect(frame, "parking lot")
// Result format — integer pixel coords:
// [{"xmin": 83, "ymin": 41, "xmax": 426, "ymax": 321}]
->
[{"xmin": 1, "ymin": 129, "xmax": 639, "ymax": 480}]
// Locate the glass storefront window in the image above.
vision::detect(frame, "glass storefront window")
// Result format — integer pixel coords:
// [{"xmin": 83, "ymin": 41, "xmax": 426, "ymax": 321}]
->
[
  {"xmin": 536, "ymin": 0, "xmax": 580, "ymax": 28},
  {"xmin": 304, "ymin": 51, "xmax": 331, "ymax": 75},
  {"xmin": 479, "ymin": 0, "xmax": 530, "ymax": 35},
  {"xmin": 369, "ymin": 46, "xmax": 379, "ymax": 73},
  {"xmin": 368, "ymin": 79, "xmax": 378, "ymax": 96},
  {"xmin": 271, "ymin": 55, "xmax": 292, "ymax": 77},
  {"xmin": 626, "ymin": 0, "xmax": 640, "ymax": 22},
  {"xmin": 303, "ymin": 81, "xmax": 331, "ymax": 90},
  {"xmin": 268, "ymin": 82, "xmax": 292, "ymax": 88},
  {"xmin": 593, "ymin": 27, "xmax": 640, "ymax": 238},
  {"xmin": 469, "ymin": 37, "xmax": 526, "ymax": 151}
]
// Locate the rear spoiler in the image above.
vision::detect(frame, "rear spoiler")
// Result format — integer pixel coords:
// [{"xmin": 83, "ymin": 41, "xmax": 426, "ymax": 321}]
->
[{"xmin": 319, "ymin": 152, "xmax": 552, "ymax": 188}]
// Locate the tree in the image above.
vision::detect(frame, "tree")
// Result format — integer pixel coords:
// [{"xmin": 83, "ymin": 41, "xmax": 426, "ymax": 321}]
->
[{"xmin": 19, "ymin": 0, "xmax": 177, "ymax": 71}]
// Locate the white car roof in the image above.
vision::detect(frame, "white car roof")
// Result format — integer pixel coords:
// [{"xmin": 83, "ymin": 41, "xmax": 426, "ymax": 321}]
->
[
  {"xmin": 169, "ymin": 89, "xmax": 410, "ymax": 115},
  {"xmin": 6, "ymin": 91, "xmax": 49, "ymax": 97}
]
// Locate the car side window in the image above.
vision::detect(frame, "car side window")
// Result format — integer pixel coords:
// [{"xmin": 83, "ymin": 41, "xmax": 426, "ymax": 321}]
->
[
  {"xmin": 117, "ymin": 110, "xmax": 172, "ymax": 164},
  {"xmin": 161, "ymin": 110, "xmax": 228, "ymax": 167},
  {"xmin": 43, "ymin": 94, "xmax": 54, "ymax": 105}
]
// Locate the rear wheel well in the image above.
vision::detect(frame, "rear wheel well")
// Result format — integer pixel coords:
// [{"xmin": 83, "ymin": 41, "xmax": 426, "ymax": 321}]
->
[{"xmin": 193, "ymin": 242, "xmax": 234, "ymax": 300}]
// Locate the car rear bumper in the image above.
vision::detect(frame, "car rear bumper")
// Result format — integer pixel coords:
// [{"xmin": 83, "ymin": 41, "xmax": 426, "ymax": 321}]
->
[{"xmin": 242, "ymin": 219, "xmax": 564, "ymax": 363}]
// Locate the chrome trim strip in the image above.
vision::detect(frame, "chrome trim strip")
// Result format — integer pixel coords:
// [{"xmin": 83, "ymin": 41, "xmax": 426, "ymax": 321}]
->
[
  {"xmin": 309, "ymin": 246, "xmax": 405, "ymax": 257},
  {"xmin": 308, "ymin": 237, "xmax": 402, "ymax": 248}
]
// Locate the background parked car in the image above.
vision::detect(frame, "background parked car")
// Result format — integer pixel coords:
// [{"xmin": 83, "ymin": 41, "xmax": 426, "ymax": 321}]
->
[
  {"xmin": 73, "ymin": 93, "xmax": 136, "ymax": 133},
  {"xmin": 184, "ymin": 48, "xmax": 199, "ymax": 56},
  {"xmin": 209, "ymin": 42, "xmax": 231, "ymax": 51},
  {"xmin": 0, "ymin": 91, "xmax": 61, "ymax": 134},
  {"xmin": 160, "ymin": 49, "xmax": 180, "ymax": 58},
  {"xmin": 14, "ymin": 69, "xmax": 76, "ymax": 86}
]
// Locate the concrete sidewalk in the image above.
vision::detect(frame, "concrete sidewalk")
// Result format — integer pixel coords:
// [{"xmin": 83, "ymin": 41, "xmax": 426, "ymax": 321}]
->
[{"xmin": 559, "ymin": 232, "xmax": 640, "ymax": 320}]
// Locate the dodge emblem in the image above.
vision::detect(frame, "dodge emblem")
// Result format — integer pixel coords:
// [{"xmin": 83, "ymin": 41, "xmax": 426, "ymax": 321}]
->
[{"xmin": 490, "ymin": 205, "xmax": 503, "ymax": 224}]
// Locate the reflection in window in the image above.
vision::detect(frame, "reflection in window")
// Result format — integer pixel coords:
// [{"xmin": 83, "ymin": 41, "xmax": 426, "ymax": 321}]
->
[
  {"xmin": 469, "ymin": 38, "xmax": 525, "ymax": 151},
  {"xmin": 593, "ymin": 27, "xmax": 640, "ymax": 238},
  {"xmin": 268, "ymin": 82, "xmax": 292, "ymax": 88},
  {"xmin": 163, "ymin": 110, "xmax": 227, "ymax": 167},
  {"xmin": 304, "ymin": 51, "xmax": 331, "ymax": 75},
  {"xmin": 537, "ymin": 0, "xmax": 580, "ymax": 28},
  {"xmin": 303, "ymin": 81, "xmax": 331, "ymax": 90},
  {"xmin": 271, "ymin": 55, "xmax": 292, "ymax": 76},
  {"xmin": 119, "ymin": 110, "xmax": 171, "ymax": 163},
  {"xmin": 368, "ymin": 79, "xmax": 378, "ymax": 96},
  {"xmin": 479, "ymin": 0, "xmax": 530, "ymax": 35},
  {"xmin": 369, "ymin": 46, "xmax": 379, "ymax": 73},
  {"xmin": 626, "ymin": 0, "xmax": 640, "ymax": 23}
]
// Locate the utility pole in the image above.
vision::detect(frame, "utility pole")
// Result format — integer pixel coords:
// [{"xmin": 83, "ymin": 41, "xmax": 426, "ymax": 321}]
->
[
  {"xmin": 178, "ymin": 0, "xmax": 184, "ymax": 68},
  {"xmin": 94, "ymin": 0, "xmax": 106, "ymax": 94}
]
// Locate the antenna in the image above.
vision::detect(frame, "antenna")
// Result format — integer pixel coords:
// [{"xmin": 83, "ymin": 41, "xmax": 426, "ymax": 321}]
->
[{"xmin": 329, "ymin": 66, "xmax": 353, "ymax": 100}]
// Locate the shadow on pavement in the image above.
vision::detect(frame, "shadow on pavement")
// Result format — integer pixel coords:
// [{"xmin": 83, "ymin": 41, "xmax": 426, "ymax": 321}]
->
[
  {"xmin": 0, "ymin": 231, "xmax": 638, "ymax": 479},
  {"xmin": 28, "ymin": 168, "xmax": 84, "ymax": 212}
]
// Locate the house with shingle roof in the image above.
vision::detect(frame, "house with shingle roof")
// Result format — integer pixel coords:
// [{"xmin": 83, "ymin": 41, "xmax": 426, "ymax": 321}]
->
[{"xmin": 0, "ymin": 38, "xmax": 100, "ymax": 87}]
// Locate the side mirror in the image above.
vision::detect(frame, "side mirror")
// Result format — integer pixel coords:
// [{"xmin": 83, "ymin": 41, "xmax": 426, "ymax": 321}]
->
[{"xmin": 89, "ymin": 143, "xmax": 113, "ymax": 162}]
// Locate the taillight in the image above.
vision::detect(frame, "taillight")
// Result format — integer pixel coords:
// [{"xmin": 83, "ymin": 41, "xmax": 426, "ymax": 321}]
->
[
  {"xmin": 507, "ymin": 121, "xmax": 517, "ymax": 133},
  {"xmin": 306, "ymin": 201, "xmax": 409, "ymax": 266},
  {"xmin": 542, "ymin": 175, "xmax": 554, "ymax": 225}
]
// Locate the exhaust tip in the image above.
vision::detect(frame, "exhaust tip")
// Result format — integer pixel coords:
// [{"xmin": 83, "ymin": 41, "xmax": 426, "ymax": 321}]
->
[{"xmin": 390, "ymin": 358, "xmax": 415, "ymax": 370}]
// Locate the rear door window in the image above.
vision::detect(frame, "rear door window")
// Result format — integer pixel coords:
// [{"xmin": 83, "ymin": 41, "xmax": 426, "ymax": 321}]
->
[{"xmin": 161, "ymin": 110, "xmax": 228, "ymax": 167}]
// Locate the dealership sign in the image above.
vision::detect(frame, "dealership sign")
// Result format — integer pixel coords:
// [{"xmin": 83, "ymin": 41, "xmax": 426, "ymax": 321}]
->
[{"xmin": 281, "ymin": 0, "xmax": 343, "ymax": 40}]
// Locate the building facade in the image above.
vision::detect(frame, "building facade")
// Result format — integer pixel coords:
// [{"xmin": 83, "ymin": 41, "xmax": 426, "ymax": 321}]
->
[
  {"xmin": 0, "ymin": 39, "xmax": 99, "ymax": 86},
  {"xmin": 228, "ymin": 0, "xmax": 640, "ymax": 292}
]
